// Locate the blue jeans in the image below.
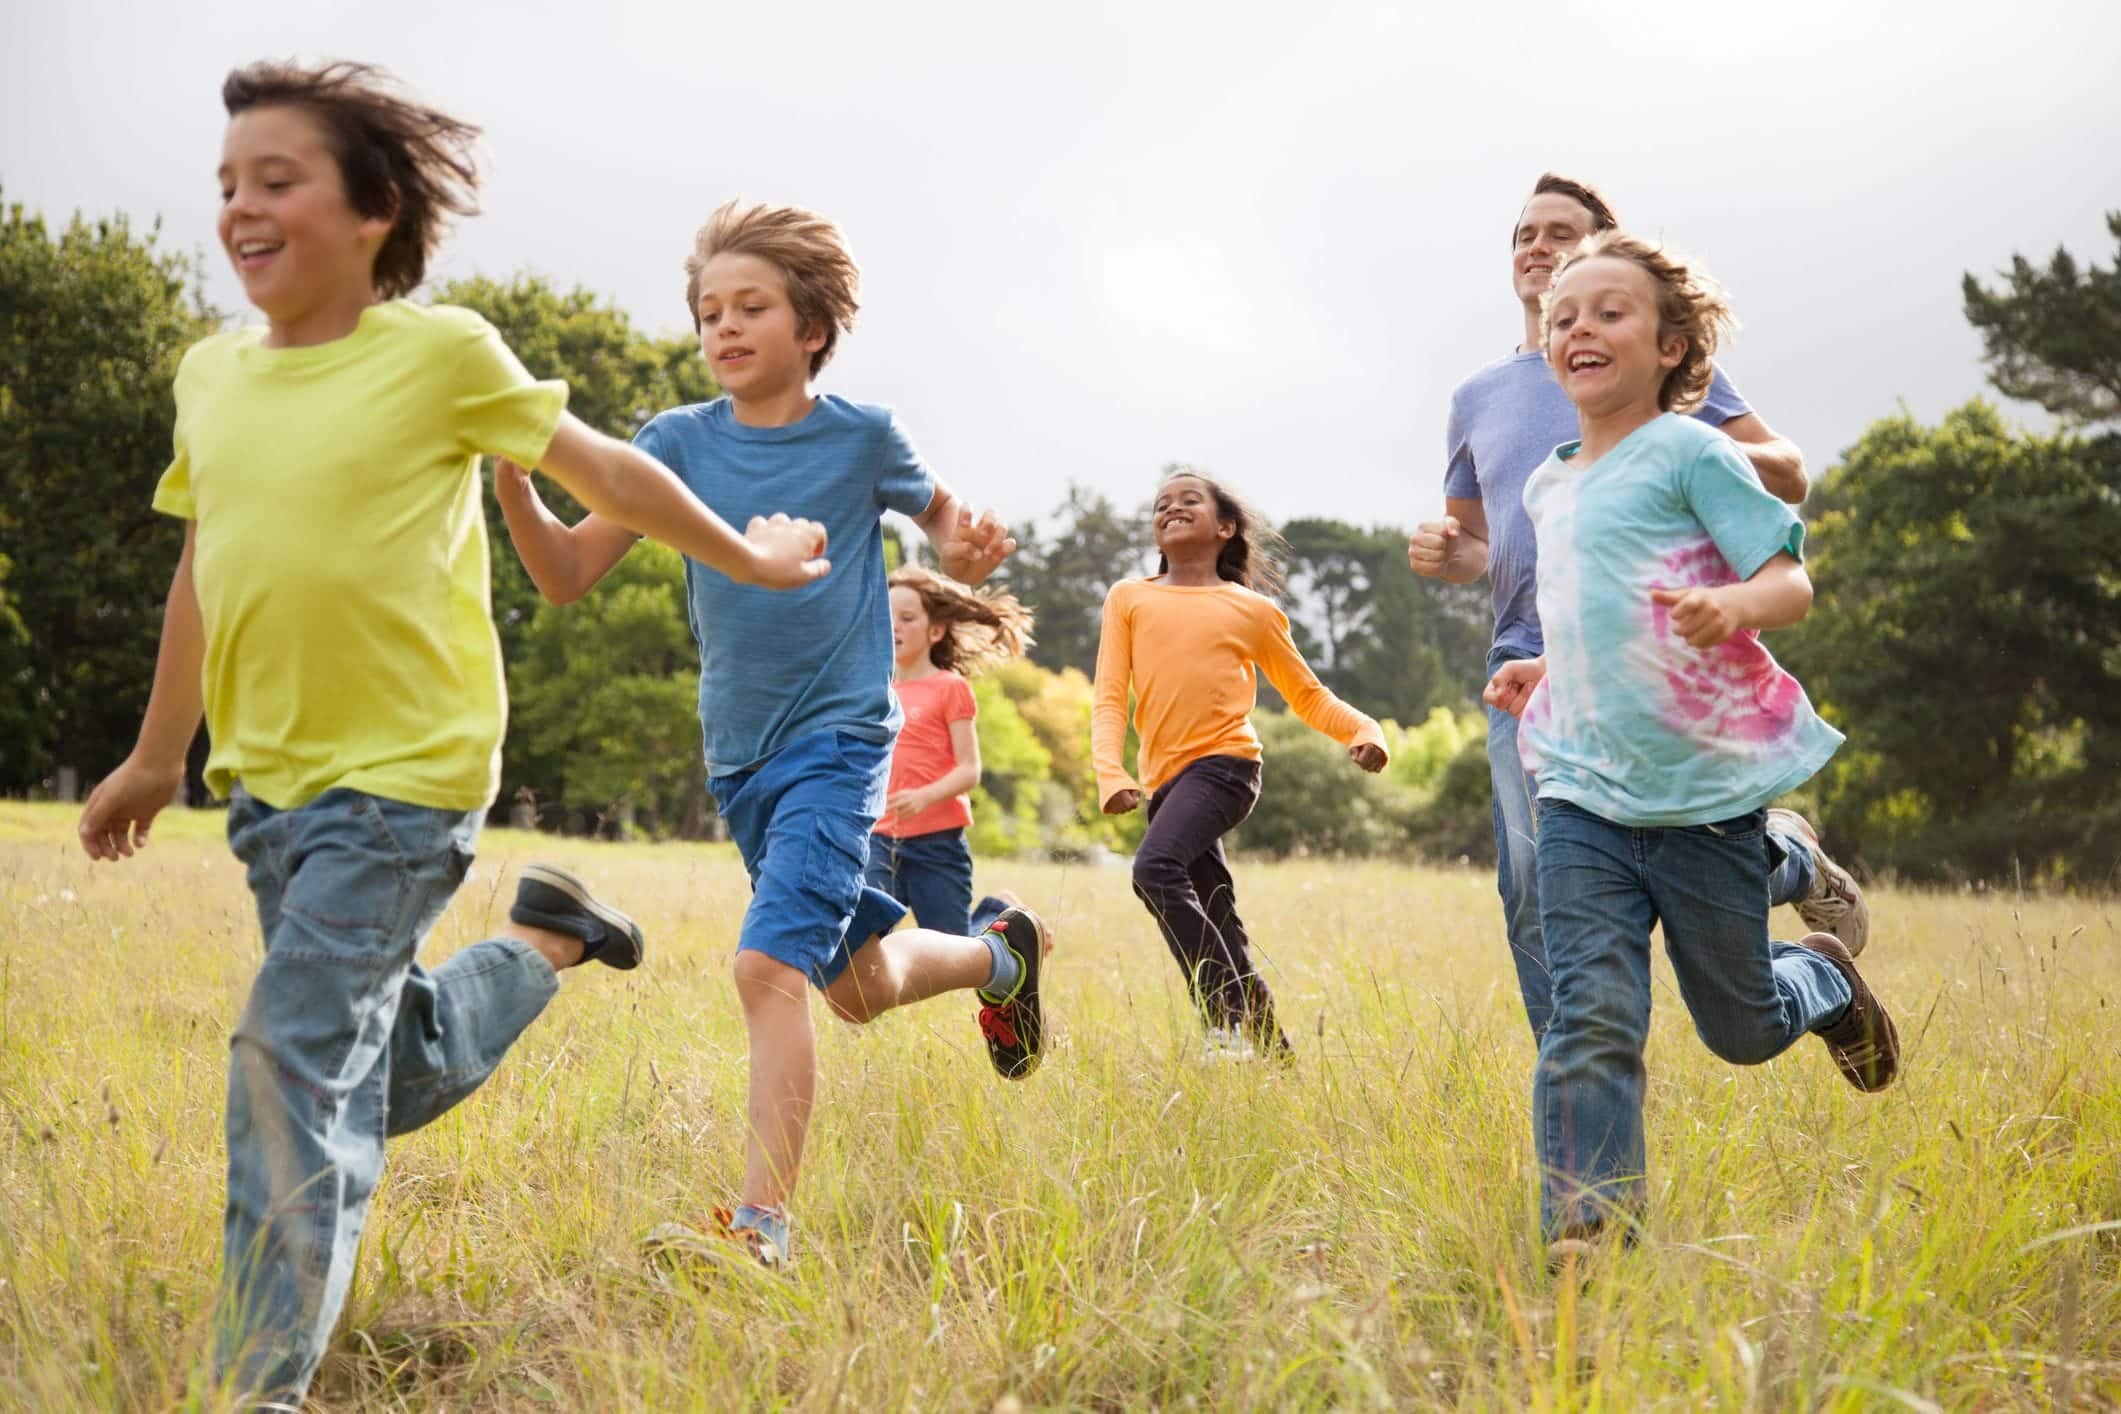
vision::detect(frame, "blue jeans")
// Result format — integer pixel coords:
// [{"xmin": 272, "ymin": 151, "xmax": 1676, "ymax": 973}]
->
[
  {"xmin": 218, "ymin": 787, "xmax": 558, "ymax": 1401},
  {"xmin": 863, "ymin": 827, "xmax": 1007, "ymax": 936},
  {"xmin": 1532, "ymin": 799, "xmax": 1851, "ymax": 1237},
  {"xmin": 1484, "ymin": 647, "xmax": 1818, "ymax": 1041}
]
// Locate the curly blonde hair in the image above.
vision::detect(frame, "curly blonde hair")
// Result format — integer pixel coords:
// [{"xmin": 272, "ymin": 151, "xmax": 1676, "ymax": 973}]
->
[
  {"xmin": 684, "ymin": 199, "xmax": 860, "ymax": 376},
  {"xmin": 1545, "ymin": 231, "xmax": 1737, "ymax": 413},
  {"xmin": 888, "ymin": 567, "xmax": 1034, "ymax": 676}
]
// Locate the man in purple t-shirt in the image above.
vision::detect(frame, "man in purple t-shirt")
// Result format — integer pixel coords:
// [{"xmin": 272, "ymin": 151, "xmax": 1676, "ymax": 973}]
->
[{"xmin": 1408, "ymin": 172, "xmax": 1870, "ymax": 1039}]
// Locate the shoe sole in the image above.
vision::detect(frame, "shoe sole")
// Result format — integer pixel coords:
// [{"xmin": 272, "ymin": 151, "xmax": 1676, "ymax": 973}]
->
[
  {"xmin": 1795, "ymin": 932, "xmax": 1899, "ymax": 1091},
  {"xmin": 520, "ymin": 863, "xmax": 645, "ymax": 969},
  {"xmin": 1768, "ymin": 809, "xmax": 1870, "ymax": 957}
]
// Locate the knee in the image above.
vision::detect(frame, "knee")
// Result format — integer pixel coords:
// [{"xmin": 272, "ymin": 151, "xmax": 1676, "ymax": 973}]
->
[
  {"xmin": 1698, "ymin": 1021, "xmax": 1783, "ymax": 1067},
  {"xmin": 822, "ymin": 973, "xmax": 880, "ymax": 1026},
  {"xmin": 1131, "ymin": 849, "xmax": 1183, "ymax": 898},
  {"xmin": 732, "ymin": 950, "xmax": 809, "ymax": 1014}
]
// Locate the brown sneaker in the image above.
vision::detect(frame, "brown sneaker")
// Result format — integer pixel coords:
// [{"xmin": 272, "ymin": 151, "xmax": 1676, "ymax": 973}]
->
[
  {"xmin": 1794, "ymin": 932, "xmax": 1899, "ymax": 1091},
  {"xmin": 1767, "ymin": 808, "xmax": 1870, "ymax": 956}
]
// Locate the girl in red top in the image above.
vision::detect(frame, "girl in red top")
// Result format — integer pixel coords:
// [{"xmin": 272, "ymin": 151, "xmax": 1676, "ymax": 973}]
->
[
  {"xmin": 1094, "ymin": 470, "xmax": 1389, "ymax": 1061},
  {"xmin": 866, "ymin": 566, "xmax": 1033, "ymax": 935}
]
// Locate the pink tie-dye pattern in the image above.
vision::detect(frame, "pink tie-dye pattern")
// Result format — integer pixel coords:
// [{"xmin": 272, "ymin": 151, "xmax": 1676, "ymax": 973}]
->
[{"xmin": 1648, "ymin": 538, "xmax": 1804, "ymax": 745}]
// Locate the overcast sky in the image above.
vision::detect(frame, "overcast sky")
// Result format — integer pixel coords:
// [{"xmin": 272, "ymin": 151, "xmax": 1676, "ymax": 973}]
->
[{"xmin": 7, "ymin": 0, "xmax": 2118, "ymax": 532}]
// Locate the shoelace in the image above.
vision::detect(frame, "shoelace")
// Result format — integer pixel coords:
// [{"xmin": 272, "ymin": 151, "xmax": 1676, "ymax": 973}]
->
[{"xmin": 978, "ymin": 1005, "xmax": 1019, "ymax": 1047}]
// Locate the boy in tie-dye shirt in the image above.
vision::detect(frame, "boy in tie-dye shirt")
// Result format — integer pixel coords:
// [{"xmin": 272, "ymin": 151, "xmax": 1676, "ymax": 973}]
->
[{"xmin": 1485, "ymin": 233, "xmax": 1901, "ymax": 1270}]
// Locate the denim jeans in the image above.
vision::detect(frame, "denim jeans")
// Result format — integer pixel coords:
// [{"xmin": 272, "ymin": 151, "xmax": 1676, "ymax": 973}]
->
[
  {"xmin": 1484, "ymin": 647, "xmax": 1818, "ymax": 1042},
  {"xmin": 1531, "ymin": 799, "xmax": 1851, "ymax": 1237},
  {"xmin": 218, "ymin": 787, "xmax": 558, "ymax": 1401},
  {"xmin": 865, "ymin": 827, "xmax": 975, "ymax": 934}
]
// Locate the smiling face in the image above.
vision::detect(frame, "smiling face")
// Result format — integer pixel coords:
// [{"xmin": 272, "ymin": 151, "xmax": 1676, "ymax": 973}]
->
[
  {"xmin": 217, "ymin": 105, "xmax": 390, "ymax": 328},
  {"xmin": 1543, "ymin": 254, "xmax": 1685, "ymax": 416},
  {"xmin": 692, "ymin": 251, "xmax": 825, "ymax": 399},
  {"xmin": 1152, "ymin": 475, "xmax": 1234, "ymax": 560},
  {"xmin": 1512, "ymin": 191, "xmax": 1599, "ymax": 307},
  {"xmin": 889, "ymin": 584, "xmax": 942, "ymax": 669}
]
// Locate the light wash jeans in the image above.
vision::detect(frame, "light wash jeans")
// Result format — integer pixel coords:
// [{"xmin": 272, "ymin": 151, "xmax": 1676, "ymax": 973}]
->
[
  {"xmin": 1530, "ymin": 800, "xmax": 1851, "ymax": 1238},
  {"xmin": 218, "ymin": 787, "xmax": 557, "ymax": 1401},
  {"xmin": 1483, "ymin": 645, "xmax": 1818, "ymax": 1042}
]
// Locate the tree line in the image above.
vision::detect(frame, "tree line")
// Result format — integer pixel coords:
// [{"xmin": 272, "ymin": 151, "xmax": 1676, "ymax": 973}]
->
[{"xmin": 3, "ymin": 191, "xmax": 2116, "ymax": 885}]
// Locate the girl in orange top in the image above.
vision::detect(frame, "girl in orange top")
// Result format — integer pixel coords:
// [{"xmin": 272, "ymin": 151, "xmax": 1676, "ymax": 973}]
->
[
  {"xmin": 1094, "ymin": 469, "xmax": 1389, "ymax": 1060},
  {"xmin": 866, "ymin": 566, "xmax": 1033, "ymax": 935}
]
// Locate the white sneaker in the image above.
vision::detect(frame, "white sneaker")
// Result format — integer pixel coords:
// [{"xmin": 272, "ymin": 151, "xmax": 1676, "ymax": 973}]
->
[
  {"xmin": 1767, "ymin": 808, "xmax": 1871, "ymax": 956},
  {"xmin": 1202, "ymin": 1026, "xmax": 1259, "ymax": 1063}
]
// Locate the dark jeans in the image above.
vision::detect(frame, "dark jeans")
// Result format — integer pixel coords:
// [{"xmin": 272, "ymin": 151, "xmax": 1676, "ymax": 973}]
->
[{"xmin": 1132, "ymin": 755, "xmax": 1285, "ymax": 1049}]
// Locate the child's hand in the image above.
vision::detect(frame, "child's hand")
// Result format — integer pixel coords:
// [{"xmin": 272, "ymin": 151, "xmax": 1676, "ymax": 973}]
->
[
  {"xmin": 935, "ymin": 503, "xmax": 1016, "ymax": 585},
  {"xmin": 1349, "ymin": 741, "xmax": 1388, "ymax": 773},
  {"xmin": 77, "ymin": 755, "xmax": 184, "ymax": 862},
  {"xmin": 1650, "ymin": 585, "xmax": 1740, "ymax": 649},
  {"xmin": 743, "ymin": 513, "xmax": 832, "ymax": 589},
  {"xmin": 1406, "ymin": 516, "xmax": 1461, "ymax": 578},
  {"xmin": 1103, "ymin": 788, "xmax": 1142, "ymax": 815},
  {"xmin": 886, "ymin": 786, "xmax": 933, "ymax": 819},
  {"xmin": 1483, "ymin": 657, "xmax": 1546, "ymax": 718}
]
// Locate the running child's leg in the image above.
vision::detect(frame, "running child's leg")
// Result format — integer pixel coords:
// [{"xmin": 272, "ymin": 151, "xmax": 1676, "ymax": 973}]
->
[
  {"xmin": 1187, "ymin": 835, "xmax": 1287, "ymax": 1052},
  {"xmin": 1532, "ymin": 800, "xmax": 1658, "ymax": 1241},
  {"xmin": 891, "ymin": 828, "xmax": 976, "ymax": 936},
  {"xmin": 1486, "ymin": 675, "xmax": 1554, "ymax": 1039},
  {"xmin": 1129, "ymin": 756, "xmax": 1263, "ymax": 1033}
]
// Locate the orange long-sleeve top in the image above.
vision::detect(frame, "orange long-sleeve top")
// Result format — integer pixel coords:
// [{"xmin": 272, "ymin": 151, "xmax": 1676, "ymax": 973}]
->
[{"xmin": 1092, "ymin": 576, "xmax": 1388, "ymax": 806}]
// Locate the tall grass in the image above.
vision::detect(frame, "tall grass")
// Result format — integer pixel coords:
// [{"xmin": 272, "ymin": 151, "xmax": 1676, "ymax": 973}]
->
[{"xmin": 2, "ymin": 801, "xmax": 2115, "ymax": 1409}]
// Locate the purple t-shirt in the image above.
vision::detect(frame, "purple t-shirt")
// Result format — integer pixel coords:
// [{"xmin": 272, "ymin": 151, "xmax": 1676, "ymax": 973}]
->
[{"xmin": 1442, "ymin": 352, "xmax": 1751, "ymax": 658}]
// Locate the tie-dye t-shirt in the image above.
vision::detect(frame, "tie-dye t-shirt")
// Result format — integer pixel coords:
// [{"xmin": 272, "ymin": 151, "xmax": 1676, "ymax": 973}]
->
[{"xmin": 1516, "ymin": 412, "xmax": 1843, "ymax": 827}]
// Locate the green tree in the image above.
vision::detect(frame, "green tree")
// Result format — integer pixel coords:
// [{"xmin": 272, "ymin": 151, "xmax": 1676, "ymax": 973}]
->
[
  {"xmin": 1784, "ymin": 403, "xmax": 2121, "ymax": 883},
  {"xmin": 0, "ymin": 199, "xmax": 219, "ymax": 793},
  {"xmin": 967, "ymin": 671, "xmax": 1051, "ymax": 856},
  {"xmin": 1002, "ymin": 483, "xmax": 1151, "ymax": 676},
  {"xmin": 1962, "ymin": 212, "xmax": 2121, "ymax": 424}
]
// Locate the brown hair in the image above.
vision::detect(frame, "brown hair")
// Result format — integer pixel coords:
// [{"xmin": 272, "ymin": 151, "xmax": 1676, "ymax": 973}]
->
[
  {"xmin": 888, "ymin": 566, "xmax": 1034, "ymax": 675},
  {"xmin": 1545, "ymin": 231, "xmax": 1736, "ymax": 413},
  {"xmin": 222, "ymin": 60, "xmax": 481, "ymax": 300},
  {"xmin": 684, "ymin": 200, "xmax": 861, "ymax": 376},
  {"xmin": 1153, "ymin": 466, "xmax": 1288, "ymax": 599},
  {"xmin": 1515, "ymin": 171, "xmax": 1620, "ymax": 246}
]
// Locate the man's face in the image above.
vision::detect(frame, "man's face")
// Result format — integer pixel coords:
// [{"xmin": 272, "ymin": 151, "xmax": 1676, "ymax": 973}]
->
[{"xmin": 1512, "ymin": 192, "xmax": 1598, "ymax": 305}]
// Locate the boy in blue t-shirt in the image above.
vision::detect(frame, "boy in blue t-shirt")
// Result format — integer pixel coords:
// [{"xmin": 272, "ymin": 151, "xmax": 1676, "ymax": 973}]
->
[
  {"xmin": 497, "ymin": 200, "xmax": 1054, "ymax": 1268},
  {"xmin": 1407, "ymin": 172, "xmax": 1870, "ymax": 1041}
]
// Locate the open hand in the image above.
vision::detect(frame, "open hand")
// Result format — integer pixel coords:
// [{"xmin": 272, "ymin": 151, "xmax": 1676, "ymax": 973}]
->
[
  {"xmin": 935, "ymin": 502, "xmax": 1016, "ymax": 585},
  {"xmin": 77, "ymin": 756, "xmax": 184, "ymax": 862},
  {"xmin": 1406, "ymin": 516, "xmax": 1461, "ymax": 578},
  {"xmin": 1650, "ymin": 585, "xmax": 1739, "ymax": 649},
  {"xmin": 744, "ymin": 513, "xmax": 832, "ymax": 589},
  {"xmin": 1103, "ymin": 788, "xmax": 1142, "ymax": 815},
  {"xmin": 1348, "ymin": 741, "xmax": 1388, "ymax": 774},
  {"xmin": 1483, "ymin": 657, "xmax": 1546, "ymax": 719}
]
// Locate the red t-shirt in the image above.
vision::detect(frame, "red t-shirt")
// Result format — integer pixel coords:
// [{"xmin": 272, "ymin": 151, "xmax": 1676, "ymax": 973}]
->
[{"xmin": 874, "ymin": 670, "xmax": 978, "ymax": 838}]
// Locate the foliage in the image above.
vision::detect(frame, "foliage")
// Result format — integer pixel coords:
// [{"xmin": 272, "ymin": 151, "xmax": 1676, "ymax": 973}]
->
[{"xmin": 1962, "ymin": 210, "xmax": 2121, "ymax": 424}]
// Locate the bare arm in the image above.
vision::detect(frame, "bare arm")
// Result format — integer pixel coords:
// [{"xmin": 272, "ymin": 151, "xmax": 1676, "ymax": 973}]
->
[
  {"xmin": 912, "ymin": 480, "xmax": 1016, "ymax": 585},
  {"xmin": 1652, "ymin": 551, "xmax": 1813, "ymax": 648},
  {"xmin": 534, "ymin": 413, "xmax": 828, "ymax": 588},
  {"xmin": 1720, "ymin": 413, "xmax": 1808, "ymax": 505},
  {"xmin": 1407, "ymin": 496, "xmax": 1491, "ymax": 583},
  {"xmin": 494, "ymin": 458, "xmax": 640, "ymax": 604},
  {"xmin": 78, "ymin": 523, "xmax": 205, "ymax": 859}
]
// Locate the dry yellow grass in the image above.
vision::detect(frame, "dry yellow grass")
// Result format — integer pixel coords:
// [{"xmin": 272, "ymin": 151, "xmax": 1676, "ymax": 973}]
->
[{"xmin": 2, "ymin": 800, "xmax": 2116, "ymax": 1409}]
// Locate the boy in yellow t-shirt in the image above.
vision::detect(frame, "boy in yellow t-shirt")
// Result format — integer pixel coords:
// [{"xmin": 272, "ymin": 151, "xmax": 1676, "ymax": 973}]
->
[{"xmin": 75, "ymin": 60, "xmax": 827, "ymax": 1406}]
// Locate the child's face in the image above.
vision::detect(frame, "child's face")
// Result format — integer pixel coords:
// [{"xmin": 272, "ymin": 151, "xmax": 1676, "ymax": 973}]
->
[
  {"xmin": 217, "ymin": 106, "xmax": 390, "ymax": 321},
  {"xmin": 693, "ymin": 252, "xmax": 827, "ymax": 398},
  {"xmin": 889, "ymin": 585, "xmax": 941, "ymax": 668},
  {"xmin": 1152, "ymin": 476, "xmax": 1233, "ymax": 559},
  {"xmin": 1544, "ymin": 256, "xmax": 1685, "ymax": 415},
  {"xmin": 1512, "ymin": 192, "xmax": 1597, "ymax": 305}
]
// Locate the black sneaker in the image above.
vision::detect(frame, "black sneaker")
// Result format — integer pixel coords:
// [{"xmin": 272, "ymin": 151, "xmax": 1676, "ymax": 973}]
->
[
  {"xmin": 975, "ymin": 905, "xmax": 1050, "ymax": 1080},
  {"xmin": 510, "ymin": 864, "xmax": 644, "ymax": 970},
  {"xmin": 1794, "ymin": 931, "xmax": 1899, "ymax": 1091}
]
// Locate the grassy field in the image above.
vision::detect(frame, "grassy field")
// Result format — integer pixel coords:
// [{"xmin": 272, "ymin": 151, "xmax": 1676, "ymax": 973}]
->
[{"xmin": 2, "ymin": 799, "xmax": 2116, "ymax": 1410}]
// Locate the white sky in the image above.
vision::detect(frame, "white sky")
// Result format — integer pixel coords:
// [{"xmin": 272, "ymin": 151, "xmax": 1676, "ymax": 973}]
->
[{"xmin": 6, "ymin": 0, "xmax": 2118, "ymax": 529}]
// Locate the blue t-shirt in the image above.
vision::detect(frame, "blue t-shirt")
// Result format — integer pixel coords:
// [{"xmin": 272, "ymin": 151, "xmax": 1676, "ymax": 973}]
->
[
  {"xmin": 1442, "ymin": 352, "xmax": 1751, "ymax": 658},
  {"xmin": 1514, "ymin": 413, "xmax": 1843, "ymax": 827},
  {"xmin": 634, "ymin": 394, "xmax": 937, "ymax": 774}
]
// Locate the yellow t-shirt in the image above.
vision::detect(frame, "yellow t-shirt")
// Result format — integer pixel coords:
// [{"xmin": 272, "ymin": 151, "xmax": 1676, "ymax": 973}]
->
[{"xmin": 153, "ymin": 301, "xmax": 567, "ymax": 812}]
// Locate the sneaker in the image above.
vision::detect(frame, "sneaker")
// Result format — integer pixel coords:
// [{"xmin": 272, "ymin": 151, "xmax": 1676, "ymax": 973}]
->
[
  {"xmin": 1793, "ymin": 931, "xmax": 1899, "ymax": 1091},
  {"xmin": 510, "ymin": 863, "xmax": 644, "ymax": 969},
  {"xmin": 642, "ymin": 1206, "xmax": 788, "ymax": 1272},
  {"xmin": 1767, "ymin": 808, "xmax": 1870, "ymax": 956},
  {"xmin": 1202, "ymin": 1026, "xmax": 1259, "ymax": 1063},
  {"xmin": 975, "ymin": 905, "xmax": 1050, "ymax": 1080}
]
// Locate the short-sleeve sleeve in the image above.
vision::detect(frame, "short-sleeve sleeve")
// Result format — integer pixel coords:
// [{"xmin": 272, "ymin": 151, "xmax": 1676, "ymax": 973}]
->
[
  {"xmin": 945, "ymin": 673, "xmax": 977, "ymax": 722},
  {"xmin": 453, "ymin": 314, "xmax": 569, "ymax": 466},
  {"xmin": 1442, "ymin": 387, "xmax": 1479, "ymax": 500},
  {"xmin": 1691, "ymin": 362, "xmax": 1753, "ymax": 427},
  {"xmin": 1679, "ymin": 436, "xmax": 1803, "ymax": 577},
  {"xmin": 873, "ymin": 410, "xmax": 938, "ymax": 518},
  {"xmin": 151, "ymin": 345, "xmax": 201, "ymax": 519}
]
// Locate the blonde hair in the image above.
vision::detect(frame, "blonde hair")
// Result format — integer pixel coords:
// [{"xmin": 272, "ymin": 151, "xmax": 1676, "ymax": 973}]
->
[
  {"xmin": 1544, "ymin": 231, "xmax": 1737, "ymax": 413},
  {"xmin": 888, "ymin": 567, "xmax": 1034, "ymax": 676},
  {"xmin": 683, "ymin": 199, "xmax": 860, "ymax": 376}
]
